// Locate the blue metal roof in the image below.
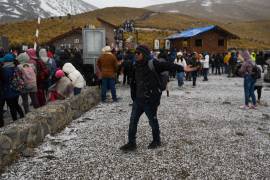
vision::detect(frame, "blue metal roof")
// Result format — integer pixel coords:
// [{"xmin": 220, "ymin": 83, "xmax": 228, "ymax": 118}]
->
[{"xmin": 167, "ymin": 25, "xmax": 216, "ymax": 40}]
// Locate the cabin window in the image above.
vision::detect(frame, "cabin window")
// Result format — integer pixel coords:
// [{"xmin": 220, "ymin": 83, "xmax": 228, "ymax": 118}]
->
[
  {"xmin": 195, "ymin": 39, "xmax": 202, "ymax": 47},
  {"xmin": 182, "ymin": 40, "xmax": 188, "ymax": 47},
  {"xmin": 74, "ymin": 39, "xmax": 80, "ymax": 44},
  {"xmin": 218, "ymin": 39, "xmax": 225, "ymax": 47}
]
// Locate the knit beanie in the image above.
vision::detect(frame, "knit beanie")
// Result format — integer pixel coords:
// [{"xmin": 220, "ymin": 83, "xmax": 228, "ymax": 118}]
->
[
  {"xmin": 17, "ymin": 52, "xmax": 30, "ymax": 64},
  {"xmin": 136, "ymin": 45, "xmax": 151, "ymax": 61},
  {"xmin": 55, "ymin": 69, "xmax": 65, "ymax": 78}
]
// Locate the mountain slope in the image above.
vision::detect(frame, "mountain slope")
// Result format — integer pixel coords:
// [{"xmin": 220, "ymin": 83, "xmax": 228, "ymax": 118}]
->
[
  {"xmin": 0, "ymin": 7, "xmax": 269, "ymax": 49},
  {"xmin": 147, "ymin": 0, "xmax": 270, "ymax": 21},
  {"xmin": 0, "ymin": 0, "xmax": 97, "ymax": 23}
]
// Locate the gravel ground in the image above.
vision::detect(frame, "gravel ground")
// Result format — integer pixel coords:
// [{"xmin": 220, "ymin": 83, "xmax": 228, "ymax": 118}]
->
[{"xmin": 1, "ymin": 75, "xmax": 270, "ymax": 179}]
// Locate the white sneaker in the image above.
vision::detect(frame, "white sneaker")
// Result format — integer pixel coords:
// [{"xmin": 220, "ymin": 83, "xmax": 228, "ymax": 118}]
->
[{"xmin": 240, "ymin": 105, "xmax": 249, "ymax": 110}]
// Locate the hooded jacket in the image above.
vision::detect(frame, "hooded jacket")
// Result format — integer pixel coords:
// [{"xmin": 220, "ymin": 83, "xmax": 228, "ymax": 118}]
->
[
  {"xmin": 62, "ymin": 63, "xmax": 85, "ymax": 88},
  {"xmin": 239, "ymin": 51, "xmax": 254, "ymax": 76}
]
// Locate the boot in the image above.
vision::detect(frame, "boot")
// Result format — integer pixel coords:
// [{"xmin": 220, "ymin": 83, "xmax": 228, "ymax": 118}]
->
[
  {"xmin": 119, "ymin": 143, "xmax": 137, "ymax": 151},
  {"xmin": 148, "ymin": 141, "xmax": 161, "ymax": 149}
]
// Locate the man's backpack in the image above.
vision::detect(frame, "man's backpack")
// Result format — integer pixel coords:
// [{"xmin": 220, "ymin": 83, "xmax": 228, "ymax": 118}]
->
[
  {"xmin": 36, "ymin": 60, "xmax": 49, "ymax": 82},
  {"xmin": 251, "ymin": 65, "xmax": 261, "ymax": 80},
  {"xmin": 148, "ymin": 59, "xmax": 169, "ymax": 91}
]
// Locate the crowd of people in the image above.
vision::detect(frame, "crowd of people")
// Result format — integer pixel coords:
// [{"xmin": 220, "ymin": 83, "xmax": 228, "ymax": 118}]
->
[
  {"xmin": 0, "ymin": 44, "xmax": 269, "ymax": 151},
  {"xmin": 0, "ymin": 47, "xmax": 85, "ymax": 127}
]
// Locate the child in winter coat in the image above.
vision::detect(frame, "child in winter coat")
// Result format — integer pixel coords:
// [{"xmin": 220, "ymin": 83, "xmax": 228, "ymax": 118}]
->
[{"xmin": 49, "ymin": 70, "xmax": 74, "ymax": 101}]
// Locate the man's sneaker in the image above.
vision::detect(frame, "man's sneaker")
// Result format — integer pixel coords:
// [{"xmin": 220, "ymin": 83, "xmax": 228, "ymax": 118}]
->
[
  {"xmin": 148, "ymin": 141, "xmax": 161, "ymax": 149},
  {"xmin": 113, "ymin": 97, "xmax": 122, "ymax": 102},
  {"xmin": 119, "ymin": 143, "xmax": 137, "ymax": 151},
  {"xmin": 249, "ymin": 105, "xmax": 257, "ymax": 109},
  {"xmin": 240, "ymin": 105, "xmax": 249, "ymax": 110}
]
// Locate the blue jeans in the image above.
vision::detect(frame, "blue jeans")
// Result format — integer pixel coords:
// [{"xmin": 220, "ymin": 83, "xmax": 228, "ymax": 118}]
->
[
  {"xmin": 101, "ymin": 78, "xmax": 117, "ymax": 101},
  {"xmin": 203, "ymin": 68, "xmax": 209, "ymax": 80},
  {"xmin": 128, "ymin": 100, "xmax": 160, "ymax": 144},
  {"xmin": 74, "ymin": 88, "xmax": 82, "ymax": 96},
  {"xmin": 244, "ymin": 75, "xmax": 256, "ymax": 106},
  {"xmin": 177, "ymin": 72, "xmax": 185, "ymax": 87}
]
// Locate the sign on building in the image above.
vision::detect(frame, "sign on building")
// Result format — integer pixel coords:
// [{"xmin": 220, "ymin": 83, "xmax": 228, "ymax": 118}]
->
[
  {"xmin": 154, "ymin": 39, "xmax": 160, "ymax": 50},
  {"xmin": 165, "ymin": 39, "xmax": 170, "ymax": 50}
]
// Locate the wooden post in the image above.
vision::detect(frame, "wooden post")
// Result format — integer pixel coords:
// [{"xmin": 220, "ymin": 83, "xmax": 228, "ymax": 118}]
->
[{"xmin": 34, "ymin": 17, "xmax": 41, "ymax": 50}]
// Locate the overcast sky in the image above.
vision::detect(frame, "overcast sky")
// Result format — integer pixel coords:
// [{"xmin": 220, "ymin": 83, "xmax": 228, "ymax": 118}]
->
[{"xmin": 82, "ymin": 0, "xmax": 183, "ymax": 8}]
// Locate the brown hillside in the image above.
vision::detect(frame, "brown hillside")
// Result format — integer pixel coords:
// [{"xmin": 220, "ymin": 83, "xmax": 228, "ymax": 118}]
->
[{"xmin": 0, "ymin": 7, "xmax": 269, "ymax": 50}]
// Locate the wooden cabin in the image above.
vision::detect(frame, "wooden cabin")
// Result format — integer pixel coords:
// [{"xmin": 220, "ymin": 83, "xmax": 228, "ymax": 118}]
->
[{"xmin": 167, "ymin": 25, "xmax": 239, "ymax": 54}]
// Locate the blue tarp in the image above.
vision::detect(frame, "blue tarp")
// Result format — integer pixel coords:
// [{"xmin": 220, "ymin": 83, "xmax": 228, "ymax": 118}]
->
[{"xmin": 167, "ymin": 25, "xmax": 216, "ymax": 40}]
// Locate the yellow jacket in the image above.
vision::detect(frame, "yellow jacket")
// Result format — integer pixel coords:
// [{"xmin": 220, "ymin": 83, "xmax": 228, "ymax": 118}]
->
[{"xmin": 224, "ymin": 53, "xmax": 231, "ymax": 64}]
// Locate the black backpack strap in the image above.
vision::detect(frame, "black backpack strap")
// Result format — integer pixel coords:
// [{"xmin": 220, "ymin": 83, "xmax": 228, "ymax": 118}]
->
[
  {"xmin": 148, "ymin": 59, "xmax": 155, "ymax": 72},
  {"xmin": 148, "ymin": 59, "xmax": 162, "ymax": 88}
]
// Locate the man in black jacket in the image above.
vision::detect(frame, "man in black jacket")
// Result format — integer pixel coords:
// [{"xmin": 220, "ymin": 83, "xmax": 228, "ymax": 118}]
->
[{"xmin": 120, "ymin": 45, "xmax": 196, "ymax": 151}]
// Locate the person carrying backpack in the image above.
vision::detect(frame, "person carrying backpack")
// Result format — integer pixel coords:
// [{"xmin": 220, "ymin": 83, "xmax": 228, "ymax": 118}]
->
[
  {"xmin": 17, "ymin": 52, "xmax": 39, "ymax": 113},
  {"xmin": 119, "ymin": 45, "xmax": 196, "ymax": 151},
  {"xmin": 0, "ymin": 53, "xmax": 24, "ymax": 125},
  {"xmin": 26, "ymin": 48, "xmax": 49, "ymax": 106},
  {"xmin": 39, "ymin": 48, "xmax": 57, "ymax": 89}
]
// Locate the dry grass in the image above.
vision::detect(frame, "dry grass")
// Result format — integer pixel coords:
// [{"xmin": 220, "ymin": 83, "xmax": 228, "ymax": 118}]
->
[{"xmin": 0, "ymin": 7, "xmax": 269, "ymax": 49}]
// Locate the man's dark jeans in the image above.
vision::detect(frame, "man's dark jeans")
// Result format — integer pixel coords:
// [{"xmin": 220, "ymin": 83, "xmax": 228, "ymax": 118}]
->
[
  {"xmin": 128, "ymin": 99, "xmax": 160, "ymax": 144},
  {"xmin": 203, "ymin": 68, "xmax": 209, "ymax": 80},
  {"xmin": 192, "ymin": 71, "xmax": 197, "ymax": 86},
  {"xmin": 101, "ymin": 78, "xmax": 117, "ymax": 101}
]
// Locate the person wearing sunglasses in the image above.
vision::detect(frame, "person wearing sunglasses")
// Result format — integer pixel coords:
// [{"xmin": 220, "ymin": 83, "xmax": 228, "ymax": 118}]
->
[{"xmin": 120, "ymin": 45, "xmax": 196, "ymax": 151}]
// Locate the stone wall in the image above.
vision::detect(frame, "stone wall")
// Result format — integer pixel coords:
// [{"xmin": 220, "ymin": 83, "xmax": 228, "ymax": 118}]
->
[{"xmin": 0, "ymin": 87, "xmax": 100, "ymax": 172}]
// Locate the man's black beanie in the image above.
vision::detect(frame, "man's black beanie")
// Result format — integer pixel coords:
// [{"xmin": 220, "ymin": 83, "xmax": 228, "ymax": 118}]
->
[{"xmin": 136, "ymin": 45, "xmax": 151, "ymax": 60}]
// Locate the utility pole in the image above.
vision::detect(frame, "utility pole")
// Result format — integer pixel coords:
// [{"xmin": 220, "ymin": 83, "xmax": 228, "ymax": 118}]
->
[{"xmin": 34, "ymin": 16, "xmax": 41, "ymax": 50}]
